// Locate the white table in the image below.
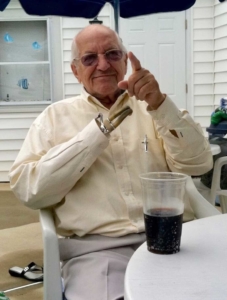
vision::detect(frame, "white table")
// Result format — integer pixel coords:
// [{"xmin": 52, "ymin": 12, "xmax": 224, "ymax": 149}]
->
[
  {"xmin": 124, "ymin": 214, "xmax": 227, "ymax": 300},
  {"xmin": 210, "ymin": 144, "xmax": 221, "ymax": 155}
]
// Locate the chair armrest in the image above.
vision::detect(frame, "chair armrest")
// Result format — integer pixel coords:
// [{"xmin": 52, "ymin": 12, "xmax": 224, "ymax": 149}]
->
[
  {"xmin": 186, "ymin": 177, "xmax": 221, "ymax": 219},
  {"xmin": 210, "ymin": 156, "xmax": 227, "ymax": 204},
  {"xmin": 39, "ymin": 208, "xmax": 62, "ymax": 300}
]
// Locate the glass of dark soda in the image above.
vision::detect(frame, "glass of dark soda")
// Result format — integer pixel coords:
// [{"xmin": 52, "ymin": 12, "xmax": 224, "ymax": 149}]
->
[{"xmin": 139, "ymin": 172, "xmax": 188, "ymax": 254}]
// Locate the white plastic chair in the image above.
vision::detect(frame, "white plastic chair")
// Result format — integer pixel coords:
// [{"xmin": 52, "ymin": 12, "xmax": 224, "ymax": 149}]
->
[
  {"xmin": 193, "ymin": 156, "xmax": 227, "ymax": 213},
  {"xmin": 39, "ymin": 208, "xmax": 62, "ymax": 300},
  {"xmin": 210, "ymin": 157, "xmax": 227, "ymax": 213},
  {"xmin": 39, "ymin": 176, "xmax": 221, "ymax": 300}
]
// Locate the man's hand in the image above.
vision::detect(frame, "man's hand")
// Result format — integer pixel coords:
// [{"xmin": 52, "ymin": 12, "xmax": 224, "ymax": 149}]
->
[{"xmin": 118, "ymin": 52, "xmax": 166, "ymax": 110}]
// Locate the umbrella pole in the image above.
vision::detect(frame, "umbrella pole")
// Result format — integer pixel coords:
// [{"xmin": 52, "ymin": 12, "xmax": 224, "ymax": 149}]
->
[{"xmin": 113, "ymin": 0, "xmax": 120, "ymax": 33}]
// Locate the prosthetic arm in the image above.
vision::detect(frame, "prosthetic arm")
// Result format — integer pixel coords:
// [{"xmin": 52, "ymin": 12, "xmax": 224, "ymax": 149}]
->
[{"xmin": 95, "ymin": 106, "xmax": 133, "ymax": 134}]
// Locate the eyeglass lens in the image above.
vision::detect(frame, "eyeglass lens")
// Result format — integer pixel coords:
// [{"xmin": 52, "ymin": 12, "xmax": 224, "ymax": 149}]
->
[{"xmin": 81, "ymin": 50, "xmax": 123, "ymax": 66}]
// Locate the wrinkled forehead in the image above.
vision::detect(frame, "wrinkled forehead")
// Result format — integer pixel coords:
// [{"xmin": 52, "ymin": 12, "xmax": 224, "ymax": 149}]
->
[{"xmin": 76, "ymin": 27, "xmax": 120, "ymax": 54}]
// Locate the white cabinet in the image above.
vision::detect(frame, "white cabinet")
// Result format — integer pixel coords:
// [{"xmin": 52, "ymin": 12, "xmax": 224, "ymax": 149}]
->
[{"xmin": 0, "ymin": 19, "xmax": 52, "ymax": 105}]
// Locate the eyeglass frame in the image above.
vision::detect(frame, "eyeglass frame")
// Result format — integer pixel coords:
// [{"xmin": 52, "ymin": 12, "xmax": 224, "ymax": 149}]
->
[{"xmin": 73, "ymin": 49, "xmax": 126, "ymax": 67}]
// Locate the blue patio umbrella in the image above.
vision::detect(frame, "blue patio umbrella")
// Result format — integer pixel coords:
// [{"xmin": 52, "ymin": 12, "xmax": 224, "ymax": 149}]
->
[
  {"xmin": 1, "ymin": 0, "xmax": 198, "ymax": 32},
  {"xmin": 0, "ymin": 0, "xmax": 225, "ymax": 32},
  {"xmin": 0, "ymin": 0, "xmax": 197, "ymax": 18}
]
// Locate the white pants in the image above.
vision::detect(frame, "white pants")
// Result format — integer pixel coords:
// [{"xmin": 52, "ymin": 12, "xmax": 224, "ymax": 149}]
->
[{"xmin": 59, "ymin": 233, "xmax": 146, "ymax": 300}]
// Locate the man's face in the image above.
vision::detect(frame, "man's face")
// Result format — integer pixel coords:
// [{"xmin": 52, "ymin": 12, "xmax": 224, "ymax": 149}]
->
[{"xmin": 71, "ymin": 27, "xmax": 127, "ymax": 100}]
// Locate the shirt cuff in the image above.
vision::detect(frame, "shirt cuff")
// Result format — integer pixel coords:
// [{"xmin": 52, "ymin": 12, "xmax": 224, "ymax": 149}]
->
[{"xmin": 147, "ymin": 96, "xmax": 182, "ymax": 127}]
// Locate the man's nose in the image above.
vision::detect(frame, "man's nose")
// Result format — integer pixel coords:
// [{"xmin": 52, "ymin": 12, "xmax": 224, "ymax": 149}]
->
[{"xmin": 96, "ymin": 54, "xmax": 110, "ymax": 71}]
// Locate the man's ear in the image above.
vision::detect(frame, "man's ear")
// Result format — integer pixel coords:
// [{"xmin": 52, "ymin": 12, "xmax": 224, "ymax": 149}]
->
[{"xmin": 71, "ymin": 63, "xmax": 81, "ymax": 83}]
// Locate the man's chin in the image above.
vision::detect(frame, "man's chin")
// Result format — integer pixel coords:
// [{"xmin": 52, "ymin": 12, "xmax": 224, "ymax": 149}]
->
[
  {"xmin": 89, "ymin": 86, "xmax": 122, "ymax": 99},
  {"xmin": 93, "ymin": 83, "xmax": 118, "ymax": 94},
  {"xmin": 93, "ymin": 76, "xmax": 116, "ymax": 83}
]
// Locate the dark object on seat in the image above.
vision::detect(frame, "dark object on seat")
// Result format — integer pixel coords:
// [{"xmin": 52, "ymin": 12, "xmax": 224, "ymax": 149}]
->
[
  {"xmin": 203, "ymin": 120, "xmax": 227, "ymax": 189},
  {"xmin": 207, "ymin": 120, "xmax": 227, "ymax": 136},
  {"xmin": 9, "ymin": 261, "xmax": 43, "ymax": 282},
  {"xmin": 1, "ymin": 0, "xmax": 196, "ymax": 17}
]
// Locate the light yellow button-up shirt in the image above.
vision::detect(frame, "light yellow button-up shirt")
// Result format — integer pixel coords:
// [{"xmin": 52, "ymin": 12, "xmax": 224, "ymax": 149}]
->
[{"xmin": 9, "ymin": 89, "xmax": 213, "ymax": 237}]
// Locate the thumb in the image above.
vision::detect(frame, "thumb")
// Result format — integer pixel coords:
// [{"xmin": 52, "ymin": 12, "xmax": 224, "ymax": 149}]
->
[{"xmin": 118, "ymin": 80, "xmax": 128, "ymax": 90}]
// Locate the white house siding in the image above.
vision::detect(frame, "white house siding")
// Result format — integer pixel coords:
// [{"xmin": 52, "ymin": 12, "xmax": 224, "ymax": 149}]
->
[
  {"xmin": 214, "ymin": 0, "xmax": 227, "ymax": 106},
  {"xmin": 192, "ymin": 0, "xmax": 227, "ymax": 134},
  {"xmin": 0, "ymin": 111, "xmax": 42, "ymax": 181},
  {"xmin": 62, "ymin": 4, "xmax": 113, "ymax": 99},
  {"xmin": 192, "ymin": 0, "xmax": 215, "ymax": 133},
  {"xmin": 0, "ymin": 0, "xmax": 58, "ymax": 181},
  {"xmin": 0, "ymin": 2, "xmax": 112, "ymax": 181},
  {"xmin": 1, "ymin": 1, "xmax": 227, "ymax": 181},
  {"xmin": 0, "ymin": 1, "xmax": 40, "ymax": 181}
]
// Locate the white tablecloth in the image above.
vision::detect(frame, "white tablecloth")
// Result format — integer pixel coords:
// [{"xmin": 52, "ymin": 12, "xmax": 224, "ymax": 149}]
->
[{"xmin": 124, "ymin": 214, "xmax": 227, "ymax": 300}]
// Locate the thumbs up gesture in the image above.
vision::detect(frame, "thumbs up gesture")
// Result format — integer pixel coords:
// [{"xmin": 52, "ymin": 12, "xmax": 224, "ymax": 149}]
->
[{"xmin": 118, "ymin": 52, "xmax": 165, "ymax": 110}]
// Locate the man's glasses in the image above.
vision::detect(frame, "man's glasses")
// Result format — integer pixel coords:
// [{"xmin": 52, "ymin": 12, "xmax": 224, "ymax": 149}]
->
[{"xmin": 75, "ymin": 49, "xmax": 124, "ymax": 67}]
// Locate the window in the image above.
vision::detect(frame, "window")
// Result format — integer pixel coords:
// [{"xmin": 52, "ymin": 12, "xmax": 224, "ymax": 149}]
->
[{"xmin": 0, "ymin": 20, "xmax": 52, "ymax": 105}]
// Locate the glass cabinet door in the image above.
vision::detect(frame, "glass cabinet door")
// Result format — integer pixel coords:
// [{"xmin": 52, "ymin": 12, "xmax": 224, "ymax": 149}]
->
[{"xmin": 0, "ymin": 20, "xmax": 52, "ymax": 105}]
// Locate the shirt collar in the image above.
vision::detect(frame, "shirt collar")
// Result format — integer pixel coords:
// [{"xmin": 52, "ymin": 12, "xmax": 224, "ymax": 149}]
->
[{"xmin": 81, "ymin": 86, "xmax": 130, "ymax": 112}]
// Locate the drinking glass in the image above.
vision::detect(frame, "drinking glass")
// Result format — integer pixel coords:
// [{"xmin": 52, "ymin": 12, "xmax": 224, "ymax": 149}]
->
[{"xmin": 139, "ymin": 172, "xmax": 188, "ymax": 254}]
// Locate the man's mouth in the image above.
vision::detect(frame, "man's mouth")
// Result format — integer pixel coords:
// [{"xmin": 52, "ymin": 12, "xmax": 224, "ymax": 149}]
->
[{"xmin": 93, "ymin": 74, "xmax": 115, "ymax": 79}]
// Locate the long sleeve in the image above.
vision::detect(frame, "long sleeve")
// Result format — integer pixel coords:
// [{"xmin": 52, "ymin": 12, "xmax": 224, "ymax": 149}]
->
[
  {"xmin": 8, "ymin": 93, "xmax": 214, "ymax": 236},
  {"xmin": 9, "ymin": 119, "xmax": 109, "ymax": 209},
  {"xmin": 149, "ymin": 96, "xmax": 213, "ymax": 176}
]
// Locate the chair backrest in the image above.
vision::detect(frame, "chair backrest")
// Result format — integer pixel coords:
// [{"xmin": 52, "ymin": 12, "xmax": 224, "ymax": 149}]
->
[
  {"xmin": 194, "ymin": 156, "xmax": 227, "ymax": 211},
  {"xmin": 39, "ymin": 208, "xmax": 62, "ymax": 300},
  {"xmin": 186, "ymin": 177, "xmax": 221, "ymax": 219},
  {"xmin": 210, "ymin": 156, "xmax": 227, "ymax": 205}
]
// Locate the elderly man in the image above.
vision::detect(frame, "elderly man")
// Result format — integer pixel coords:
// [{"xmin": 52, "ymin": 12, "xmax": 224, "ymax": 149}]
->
[{"xmin": 9, "ymin": 24, "xmax": 212, "ymax": 300}]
